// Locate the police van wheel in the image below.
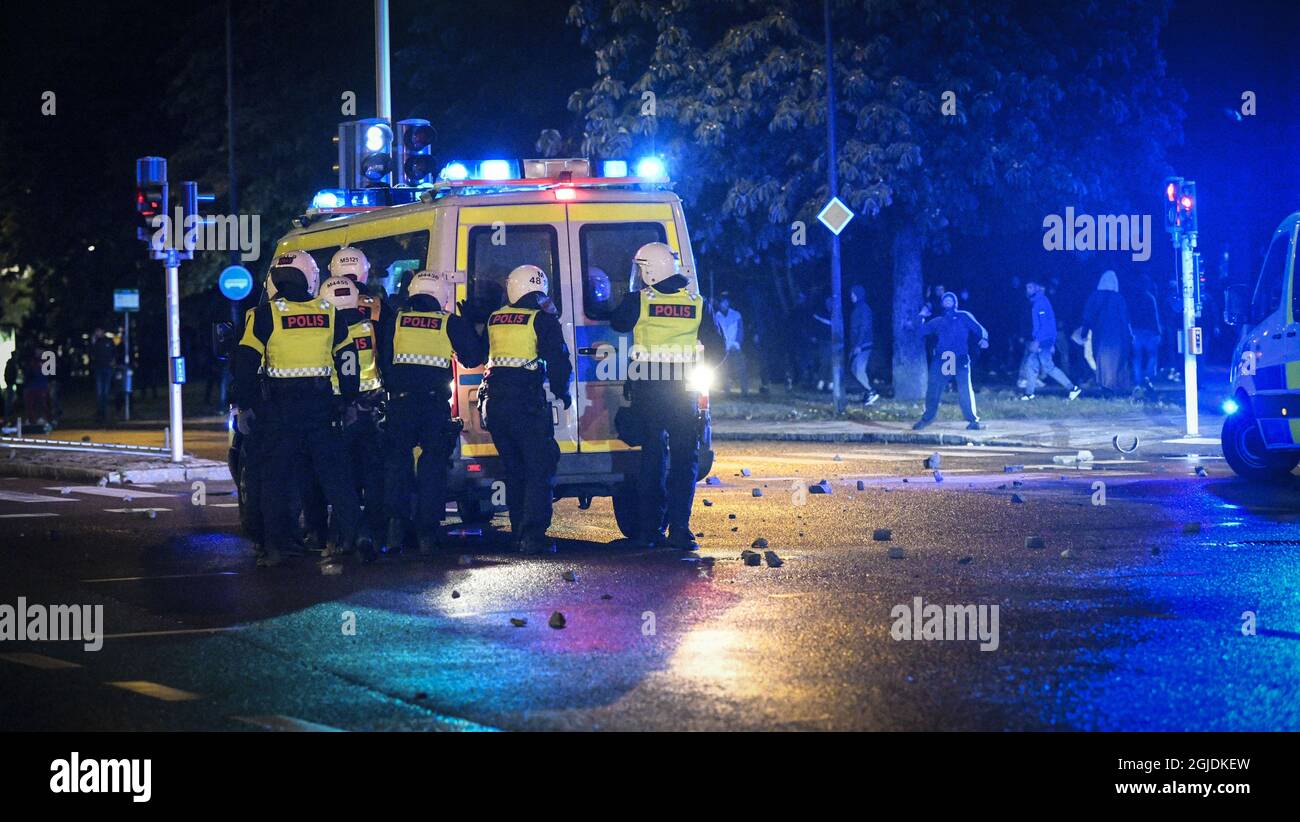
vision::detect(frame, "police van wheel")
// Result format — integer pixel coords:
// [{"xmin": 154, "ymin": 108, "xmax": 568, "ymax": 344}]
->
[
  {"xmin": 1222, "ymin": 408, "xmax": 1299, "ymax": 481},
  {"xmin": 612, "ymin": 486, "xmax": 640, "ymax": 540}
]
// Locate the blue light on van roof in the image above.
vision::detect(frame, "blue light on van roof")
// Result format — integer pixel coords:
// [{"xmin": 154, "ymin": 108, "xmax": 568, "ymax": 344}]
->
[
  {"xmin": 439, "ymin": 162, "xmax": 470, "ymax": 181},
  {"xmin": 635, "ymin": 156, "xmax": 667, "ymax": 181},
  {"xmin": 311, "ymin": 189, "xmax": 344, "ymax": 209},
  {"xmin": 478, "ymin": 160, "xmax": 517, "ymax": 180},
  {"xmin": 601, "ymin": 160, "xmax": 628, "ymax": 178}
]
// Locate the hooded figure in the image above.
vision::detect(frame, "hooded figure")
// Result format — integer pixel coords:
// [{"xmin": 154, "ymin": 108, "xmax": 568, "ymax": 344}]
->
[
  {"xmin": 1080, "ymin": 270, "xmax": 1132, "ymax": 394},
  {"xmin": 914, "ymin": 291, "xmax": 989, "ymax": 430}
]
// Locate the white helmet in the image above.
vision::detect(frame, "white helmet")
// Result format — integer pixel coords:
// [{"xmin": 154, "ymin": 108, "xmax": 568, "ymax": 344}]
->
[
  {"xmin": 268, "ymin": 250, "xmax": 321, "ymax": 297},
  {"xmin": 633, "ymin": 242, "xmax": 680, "ymax": 287},
  {"xmin": 319, "ymin": 275, "xmax": 359, "ymax": 310},
  {"xmin": 507, "ymin": 264, "xmax": 548, "ymax": 304},
  {"xmin": 328, "ymin": 246, "xmax": 371, "ymax": 284}
]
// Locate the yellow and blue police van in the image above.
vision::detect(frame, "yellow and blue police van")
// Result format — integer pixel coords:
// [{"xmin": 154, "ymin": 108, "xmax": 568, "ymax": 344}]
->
[
  {"xmin": 1222, "ymin": 211, "xmax": 1300, "ymax": 480},
  {"xmin": 229, "ymin": 157, "xmax": 714, "ymax": 537}
]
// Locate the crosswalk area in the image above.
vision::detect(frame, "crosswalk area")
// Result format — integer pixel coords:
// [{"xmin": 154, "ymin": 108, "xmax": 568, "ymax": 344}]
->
[{"xmin": 0, "ymin": 477, "xmax": 240, "ymax": 520}]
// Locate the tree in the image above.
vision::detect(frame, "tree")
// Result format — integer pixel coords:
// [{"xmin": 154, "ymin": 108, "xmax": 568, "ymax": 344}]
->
[{"xmin": 567, "ymin": 0, "xmax": 1183, "ymax": 399}]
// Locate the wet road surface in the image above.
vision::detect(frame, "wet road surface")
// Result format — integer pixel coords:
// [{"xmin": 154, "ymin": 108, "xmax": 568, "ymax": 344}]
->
[{"xmin": 2, "ymin": 438, "xmax": 1298, "ymax": 731}]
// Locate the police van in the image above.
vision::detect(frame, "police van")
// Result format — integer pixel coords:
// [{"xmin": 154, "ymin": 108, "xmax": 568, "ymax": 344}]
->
[
  {"xmin": 228, "ymin": 157, "xmax": 714, "ymax": 538},
  {"xmin": 1221, "ymin": 211, "xmax": 1300, "ymax": 480}
]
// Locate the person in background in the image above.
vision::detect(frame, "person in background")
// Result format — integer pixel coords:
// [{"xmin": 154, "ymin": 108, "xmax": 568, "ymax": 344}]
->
[
  {"xmin": 21, "ymin": 345, "xmax": 52, "ymax": 430},
  {"xmin": 848, "ymin": 285, "xmax": 879, "ymax": 405},
  {"xmin": 90, "ymin": 327, "xmax": 117, "ymax": 424},
  {"xmin": 1080, "ymin": 270, "xmax": 1132, "ymax": 396},
  {"xmin": 2, "ymin": 351, "xmax": 17, "ymax": 425},
  {"xmin": 1018, "ymin": 280, "xmax": 1082, "ymax": 401},
  {"xmin": 713, "ymin": 291, "xmax": 747, "ymax": 396},
  {"xmin": 1129, "ymin": 273, "xmax": 1162, "ymax": 390},
  {"xmin": 913, "ymin": 291, "xmax": 988, "ymax": 431}
]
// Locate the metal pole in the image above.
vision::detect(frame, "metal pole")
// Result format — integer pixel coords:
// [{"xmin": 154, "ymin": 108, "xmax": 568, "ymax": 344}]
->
[
  {"xmin": 123, "ymin": 310, "xmax": 131, "ymax": 422},
  {"xmin": 375, "ymin": 0, "xmax": 391, "ymax": 121},
  {"xmin": 164, "ymin": 250, "xmax": 184, "ymax": 462},
  {"xmin": 823, "ymin": 0, "xmax": 845, "ymax": 413},
  {"xmin": 1181, "ymin": 233, "xmax": 1199, "ymax": 436}
]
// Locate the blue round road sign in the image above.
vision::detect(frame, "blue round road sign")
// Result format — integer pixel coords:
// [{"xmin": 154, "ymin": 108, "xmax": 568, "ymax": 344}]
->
[{"xmin": 219, "ymin": 265, "xmax": 254, "ymax": 301}]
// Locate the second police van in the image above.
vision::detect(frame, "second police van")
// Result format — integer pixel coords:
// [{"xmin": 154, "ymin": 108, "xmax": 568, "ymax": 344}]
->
[
  {"xmin": 229, "ymin": 157, "xmax": 715, "ymax": 538},
  {"xmin": 1222, "ymin": 210, "xmax": 1300, "ymax": 480}
]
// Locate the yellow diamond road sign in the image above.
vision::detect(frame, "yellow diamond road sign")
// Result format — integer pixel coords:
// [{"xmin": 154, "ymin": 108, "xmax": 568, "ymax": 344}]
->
[{"xmin": 817, "ymin": 197, "xmax": 855, "ymax": 235}]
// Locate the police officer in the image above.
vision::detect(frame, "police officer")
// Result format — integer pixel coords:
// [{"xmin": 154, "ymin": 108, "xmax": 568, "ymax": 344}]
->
[
  {"xmin": 610, "ymin": 242, "xmax": 723, "ymax": 550},
  {"xmin": 482, "ymin": 265, "xmax": 572, "ymax": 554},
  {"xmin": 378, "ymin": 270, "xmax": 483, "ymax": 555},
  {"xmin": 231, "ymin": 250, "xmax": 363, "ymax": 568},
  {"xmin": 314, "ymin": 274, "xmax": 388, "ymax": 553},
  {"xmin": 329, "ymin": 246, "xmax": 388, "ymax": 326}
]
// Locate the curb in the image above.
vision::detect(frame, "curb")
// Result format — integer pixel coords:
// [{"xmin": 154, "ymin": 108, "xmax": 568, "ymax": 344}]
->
[
  {"xmin": 0, "ymin": 460, "xmax": 231, "ymax": 484},
  {"xmin": 711, "ymin": 430, "xmax": 1045, "ymax": 448}
]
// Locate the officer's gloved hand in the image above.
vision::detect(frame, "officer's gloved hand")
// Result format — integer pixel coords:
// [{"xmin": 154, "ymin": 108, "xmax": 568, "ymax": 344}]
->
[
  {"xmin": 236, "ymin": 408, "xmax": 255, "ymax": 436},
  {"xmin": 341, "ymin": 402, "xmax": 359, "ymax": 428},
  {"xmin": 556, "ymin": 393, "xmax": 573, "ymax": 410}
]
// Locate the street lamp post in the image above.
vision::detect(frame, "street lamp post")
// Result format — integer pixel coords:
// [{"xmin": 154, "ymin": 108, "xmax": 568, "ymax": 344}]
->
[{"xmin": 823, "ymin": 0, "xmax": 845, "ymax": 413}]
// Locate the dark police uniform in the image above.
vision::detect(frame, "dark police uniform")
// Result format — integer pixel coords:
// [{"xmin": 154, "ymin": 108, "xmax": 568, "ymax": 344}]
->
[
  {"xmin": 482, "ymin": 293, "xmax": 572, "ymax": 553},
  {"xmin": 378, "ymin": 293, "xmax": 483, "ymax": 552},
  {"xmin": 232, "ymin": 281, "xmax": 361, "ymax": 567},
  {"xmin": 610, "ymin": 275, "xmax": 723, "ymax": 549},
  {"xmin": 232, "ymin": 305, "xmax": 267, "ymax": 551}
]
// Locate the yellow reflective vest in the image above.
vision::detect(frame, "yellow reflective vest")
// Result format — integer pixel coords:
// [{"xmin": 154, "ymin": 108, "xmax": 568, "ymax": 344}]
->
[
  {"xmin": 263, "ymin": 298, "xmax": 338, "ymax": 379},
  {"xmin": 392, "ymin": 309, "xmax": 454, "ymax": 368},
  {"xmin": 486, "ymin": 307, "xmax": 540, "ymax": 370},
  {"xmin": 632, "ymin": 288, "xmax": 703, "ymax": 362},
  {"xmin": 347, "ymin": 318, "xmax": 382, "ymax": 393}
]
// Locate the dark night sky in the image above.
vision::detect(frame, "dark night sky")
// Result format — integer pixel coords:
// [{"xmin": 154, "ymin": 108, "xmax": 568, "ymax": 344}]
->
[{"xmin": 2, "ymin": 0, "xmax": 1297, "ymax": 288}]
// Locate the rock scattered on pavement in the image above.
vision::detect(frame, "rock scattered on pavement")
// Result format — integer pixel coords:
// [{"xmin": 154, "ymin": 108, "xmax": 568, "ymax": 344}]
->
[
  {"xmin": 562, "ymin": 570, "xmax": 577, "ymax": 582},
  {"xmin": 548, "ymin": 611, "xmax": 566, "ymax": 629},
  {"xmin": 702, "ymin": 499, "xmax": 713, "ymax": 506},
  {"xmin": 856, "ymin": 480, "xmax": 865, "ymax": 491},
  {"xmin": 1182, "ymin": 522, "xmax": 1202, "ymax": 535},
  {"xmin": 809, "ymin": 479, "xmax": 832, "ymax": 494},
  {"xmin": 957, "ymin": 556, "xmax": 973, "ymax": 565},
  {"xmin": 510, "ymin": 617, "xmax": 527, "ymax": 627},
  {"xmin": 1025, "ymin": 535, "xmax": 1046, "ymax": 549},
  {"xmin": 741, "ymin": 549, "xmax": 762, "ymax": 566},
  {"xmin": 752, "ymin": 488, "xmax": 763, "ymax": 497},
  {"xmin": 888, "ymin": 546, "xmax": 906, "ymax": 559},
  {"xmin": 1010, "ymin": 493, "xmax": 1024, "ymax": 504},
  {"xmin": 764, "ymin": 550, "xmax": 784, "ymax": 567},
  {"xmin": 872, "ymin": 529, "xmax": 892, "ymax": 541},
  {"xmin": 751, "ymin": 537, "xmax": 769, "ymax": 549},
  {"xmin": 451, "ymin": 590, "xmax": 460, "ymax": 598}
]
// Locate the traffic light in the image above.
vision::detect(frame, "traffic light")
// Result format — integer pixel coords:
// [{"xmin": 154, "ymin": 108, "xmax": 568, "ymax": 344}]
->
[
  {"xmin": 395, "ymin": 118, "xmax": 437, "ymax": 186},
  {"xmin": 1163, "ymin": 176, "xmax": 1182, "ymax": 234},
  {"xmin": 175, "ymin": 181, "xmax": 215, "ymax": 261},
  {"xmin": 135, "ymin": 157, "xmax": 168, "ymax": 253},
  {"xmin": 1177, "ymin": 180, "xmax": 1198, "ymax": 235},
  {"xmin": 334, "ymin": 119, "xmax": 393, "ymax": 188}
]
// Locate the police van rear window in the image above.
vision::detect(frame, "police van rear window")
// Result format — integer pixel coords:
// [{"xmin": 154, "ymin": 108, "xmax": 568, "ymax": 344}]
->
[
  {"xmin": 579, "ymin": 222, "xmax": 667, "ymax": 320},
  {"xmin": 467, "ymin": 224, "xmax": 561, "ymax": 311}
]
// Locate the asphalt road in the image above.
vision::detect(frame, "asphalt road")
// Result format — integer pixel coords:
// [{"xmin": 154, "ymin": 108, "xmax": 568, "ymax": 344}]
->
[{"xmin": 2, "ymin": 437, "xmax": 1298, "ymax": 731}]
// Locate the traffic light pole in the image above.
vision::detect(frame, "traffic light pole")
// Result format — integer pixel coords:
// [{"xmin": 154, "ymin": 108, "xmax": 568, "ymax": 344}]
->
[
  {"xmin": 164, "ymin": 249, "xmax": 185, "ymax": 463},
  {"xmin": 1179, "ymin": 231, "xmax": 1199, "ymax": 437},
  {"xmin": 122, "ymin": 310, "xmax": 131, "ymax": 422}
]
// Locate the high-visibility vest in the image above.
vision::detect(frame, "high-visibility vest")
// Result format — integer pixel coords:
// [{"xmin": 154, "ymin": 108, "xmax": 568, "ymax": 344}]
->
[
  {"xmin": 486, "ymin": 307, "xmax": 541, "ymax": 370},
  {"xmin": 392, "ymin": 309, "xmax": 454, "ymax": 368},
  {"xmin": 632, "ymin": 288, "xmax": 703, "ymax": 362},
  {"xmin": 264, "ymin": 298, "xmax": 336, "ymax": 379},
  {"xmin": 348, "ymin": 319, "xmax": 382, "ymax": 392},
  {"xmin": 237, "ymin": 306, "xmax": 262, "ymax": 356}
]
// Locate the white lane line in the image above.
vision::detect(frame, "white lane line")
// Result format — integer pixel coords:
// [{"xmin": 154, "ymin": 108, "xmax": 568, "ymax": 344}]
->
[
  {"xmin": 106, "ymin": 680, "xmax": 202, "ymax": 701},
  {"xmin": 0, "ymin": 652, "xmax": 82, "ymax": 670},
  {"xmin": 209, "ymin": 503, "xmax": 240, "ymax": 508},
  {"xmin": 0, "ymin": 490, "xmax": 76, "ymax": 503},
  {"xmin": 0, "ymin": 513, "xmax": 60, "ymax": 519},
  {"xmin": 44, "ymin": 486, "xmax": 174, "ymax": 499},
  {"xmin": 83, "ymin": 571, "xmax": 240, "ymax": 583},
  {"xmin": 103, "ymin": 507, "xmax": 171, "ymax": 514},
  {"xmin": 233, "ymin": 715, "xmax": 345, "ymax": 732},
  {"xmin": 101, "ymin": 626, "xmax": 244, "ymax": 640}
]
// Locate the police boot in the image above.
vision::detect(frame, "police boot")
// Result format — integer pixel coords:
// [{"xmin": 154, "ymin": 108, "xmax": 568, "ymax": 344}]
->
[
  {"xmin": 356, "ymin": 534, "xmax": 378, "ymax": 564},
  {"xmin": 519, "ymin": 534, "xmax": 556, "ymax": 555},
  {"xmin": 667, "ymin": 529, "xmax": 700, "ymax": 552},
  {"xmin": 386, "ymin": 518, "xmax": 407, "ymax": 554}
]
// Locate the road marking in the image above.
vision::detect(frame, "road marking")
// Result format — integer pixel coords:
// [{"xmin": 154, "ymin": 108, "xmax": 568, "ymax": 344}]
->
[
  {"xmin": 233, "ymin": 715, "xmax": 346, "ymax": 732},
  {"xmin": 83, "ymin": 571, "xmax": 240, "ymax": 583},
  {"xmin": 44, "ymin": 486, "xmax": 174, "ymax": 499},
  {"xmin": 101, "ymin": 626, "xmax": 244, "ymax": 640},
  {"xmin": 107, "ymin": 680, "xmax": 201, "ymax": 701},
  {"xmin": 0, "ymin": 490, "xmax": 76, "ymax": 503},
  {"xmin": 0, "ymin": 513, "xmax": 60, "ymax": 519},
  {"xmin": 103, "ymin": 507, "xmax": 171, "ymax": 514},
  {"xmin": 0, "ymin": 652, "xmax": 82, "ymax": 670},
  {"xmin": 210, "ymin": 502, "xmax": 240, "ymax": 508}
]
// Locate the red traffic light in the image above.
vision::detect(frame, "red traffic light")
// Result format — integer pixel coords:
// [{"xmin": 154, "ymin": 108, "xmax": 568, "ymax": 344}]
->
[
  {"xmin": 1166, "ymin": 182, "xmax": 1177, "ymax": 201},
  {"xmin": 1180, "ymin": 195, "xmax": 1193, "ymax": 210}
]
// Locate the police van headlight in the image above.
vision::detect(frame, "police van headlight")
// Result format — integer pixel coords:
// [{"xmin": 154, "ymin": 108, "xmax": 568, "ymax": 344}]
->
[
  {"xmin": 1222, "ymin": 398, "xmax": 1240, "ymax": 416},
  {"xmin": 687, "ymin": 363, "xmax": 715, "ymax": 394}
]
